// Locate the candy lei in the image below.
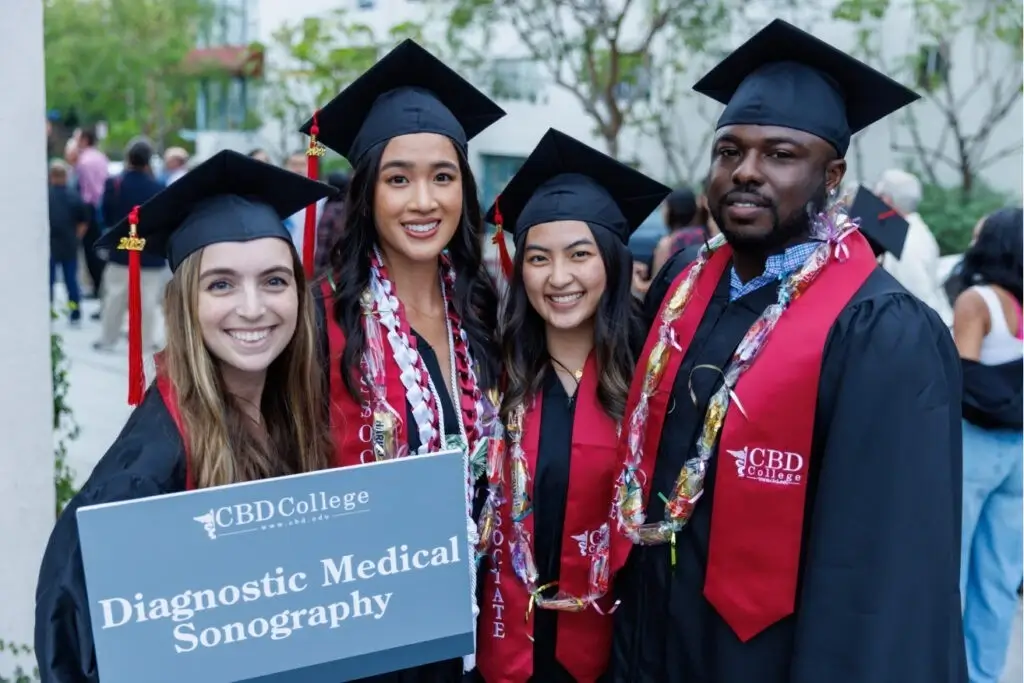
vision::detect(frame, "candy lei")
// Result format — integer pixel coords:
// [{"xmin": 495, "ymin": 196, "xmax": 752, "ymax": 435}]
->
[
  {"xmin": 367, "ymin": 247, "xmax": 490, "ymax": 671},
  {"xmin": 614, "ymin": 209, "xmax": 858, "ymax": 548},
  {"xmin": 484, "ymin": 400, "xmax": 615, "ymax": 619}
]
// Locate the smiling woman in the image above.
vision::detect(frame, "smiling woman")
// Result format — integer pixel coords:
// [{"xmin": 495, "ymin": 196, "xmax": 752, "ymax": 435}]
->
[
  {"xmin": 299, "ymin": 40, "xmax": 509, "ymax": 683},
  {"xmin": 34, "ymin": 150, "xmax": 339, "ymax": 682}
]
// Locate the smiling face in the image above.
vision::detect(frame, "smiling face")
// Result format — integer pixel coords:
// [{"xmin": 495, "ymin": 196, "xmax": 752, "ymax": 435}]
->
[
  {"xmin": 196, "ymin": 238, "xmax": 298, "ymax": 380},
  {"xmin": 521, "ymin": 220, "xmax": 607, "ymax": 331},
  {"xmin": 373, "ymin": 132, "xmax": 463, "ymax": 266},
  {"xmin": 707, "ymin": 124, "xmax": 846, "ymax": 252}
]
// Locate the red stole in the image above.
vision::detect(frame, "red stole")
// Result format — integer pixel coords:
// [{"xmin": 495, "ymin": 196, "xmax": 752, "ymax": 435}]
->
[
  {"xmin": 155, "ymin": 366, "xmax": 194, "ymax": 491},
  {"xmin": 320, "ymin": 281, "xmax": 411, "ymax": 467},
  {"xmin": 477, "ymin": 355, "xmax": 621, "ymax": 683},
  {"xmin": 626, "ymin": 231, "xmax": 876, "ymax": 642}
]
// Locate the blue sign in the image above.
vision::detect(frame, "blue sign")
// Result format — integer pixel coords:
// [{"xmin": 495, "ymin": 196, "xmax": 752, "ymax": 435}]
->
[{"xmin": 76, "ymin": 451, "xmax": 475, "ymax": 683}]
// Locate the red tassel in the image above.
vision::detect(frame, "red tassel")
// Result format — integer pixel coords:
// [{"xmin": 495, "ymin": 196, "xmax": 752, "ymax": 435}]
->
[
  {"xmin": 303, "ymin": 109, "xmax": 325, "ymax": 280},
  {"xmin": 490, "ymin": 196, "xmax": 514, "ymax": 279},
  {"xmin": 121, "ymin": 205, "xmax": 146, "ymax": 406}
]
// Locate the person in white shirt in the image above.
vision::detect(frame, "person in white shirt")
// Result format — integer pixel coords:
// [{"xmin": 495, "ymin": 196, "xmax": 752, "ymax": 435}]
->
[{"xmin": 874, "ymin": 168, "xmax": 953, "ymax": 325}]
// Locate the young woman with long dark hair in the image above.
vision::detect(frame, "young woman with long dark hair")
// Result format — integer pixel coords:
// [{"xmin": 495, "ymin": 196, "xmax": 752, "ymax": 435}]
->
[
  {"xmin": 299, "ymin": 40, "xmax": 506, "ymax": 682},
  {"xmin": 473, "ymin": 129, "xmax": 670, "ymax": 683},
  {"xmin": 953, "ymin": 207, "xmax": 1023, "ymax": 683},
  {"xmin": 35, "ymin": 151, "xmax": 336, "ymax": 681}
]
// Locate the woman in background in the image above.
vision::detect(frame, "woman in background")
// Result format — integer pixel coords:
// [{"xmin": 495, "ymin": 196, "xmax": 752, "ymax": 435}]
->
[{"xmin": 953, "ymin": 207, "xmax": 1024, "ymax": 683}]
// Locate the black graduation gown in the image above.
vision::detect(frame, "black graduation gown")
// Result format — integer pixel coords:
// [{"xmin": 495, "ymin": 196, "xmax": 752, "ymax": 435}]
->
[
  {"xmin": 316, "ymin": 295, "xmax": 489, "ymax": 683},
  {"xmin": 530, "ymin": 374, "xmax": 579, "ymax": 682},
  {"xmin": 472, "ymin": 374, "xmax": 607, "ymax": 683},
  {"xmin": 35, "ymin": 388, "xmax": 188, "ymax": 683},
  {"xmin": 608, "ymin": 248, "xmax": 968, "ymax": 683}
]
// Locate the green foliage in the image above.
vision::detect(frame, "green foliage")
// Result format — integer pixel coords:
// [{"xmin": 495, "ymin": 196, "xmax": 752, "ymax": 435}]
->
[
  {"xmin": 51, "ymin": 309, "xmax": 80, "ymax": 516},
  {"xmin": 918, "ymin": 181, "xmax": 1013, "ymax": 256},
  {"xmin": 0, "ymin": 640, "xmax": 38, "ymax": 682},
  {"xmin": 44, "ymin": 0, "xmax": 216, "ymax": 152},
  {"xmin": 262, "ymin": 9, "xmax": 426, "ymax": 163}
]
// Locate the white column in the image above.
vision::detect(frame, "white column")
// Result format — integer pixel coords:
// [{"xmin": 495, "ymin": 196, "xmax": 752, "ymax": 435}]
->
[{"xmin": 0, "ymin": 0, "xmax": 55, "ymax": 675}]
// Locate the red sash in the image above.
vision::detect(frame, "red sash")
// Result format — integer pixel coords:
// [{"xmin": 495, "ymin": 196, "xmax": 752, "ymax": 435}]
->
[
  {"xmin": 624, "ymin": 232, "xmax": 875, "ymax": 641},
  {"xmin": 155, "ymin": 364, "xmax": 194, "ymax": 491},
  {"xmin": 320, "ymin": 281, "xmax": 411, "ymax": 467},
  {"xmin": 610, "ymin": 247, "xmax": 731, "ymax": 571},
  {"xmin": 477, "ymin": 355, "xmax": 621, "ymax": 683}
]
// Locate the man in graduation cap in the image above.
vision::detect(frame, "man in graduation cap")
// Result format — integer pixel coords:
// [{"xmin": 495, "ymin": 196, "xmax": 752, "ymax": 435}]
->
[{"xmin": 607, "ymin": 19, "xmax": 967, "ymax": 683}]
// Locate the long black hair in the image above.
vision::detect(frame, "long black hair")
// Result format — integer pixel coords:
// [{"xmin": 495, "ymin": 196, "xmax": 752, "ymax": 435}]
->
[
  {"xmin": 961, "ymin": 207, "xmax": 1023, "ymax": 303},
  {"xmin": 499, "ymin": 223, "xmax": 645, "ymax": 426},
  {"xmin": 327, "ymin": 139, "xmax": 500, "ymax": 401}
]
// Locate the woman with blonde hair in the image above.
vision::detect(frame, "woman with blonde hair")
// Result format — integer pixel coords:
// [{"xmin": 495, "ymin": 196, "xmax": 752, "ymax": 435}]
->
[{"xmin": 34, "ymin": 150, "xmax": 337, "ymax": 681}]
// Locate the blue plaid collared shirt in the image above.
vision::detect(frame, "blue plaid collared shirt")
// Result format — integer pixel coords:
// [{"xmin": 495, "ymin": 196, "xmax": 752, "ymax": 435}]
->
[{"xmin": 729, "ymin": 242, "xmax": 820, "ymax": 301}]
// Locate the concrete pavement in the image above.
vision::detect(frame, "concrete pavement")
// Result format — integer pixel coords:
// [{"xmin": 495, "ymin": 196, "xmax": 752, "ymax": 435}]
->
[{"xmin": 53, "ymin": 297, "xmax": 1023, "ymax": 681}]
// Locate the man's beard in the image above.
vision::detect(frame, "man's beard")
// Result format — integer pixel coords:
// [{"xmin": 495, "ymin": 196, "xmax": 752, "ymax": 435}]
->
[{"xmin": 711, "ymin": 181, "xmax": 829, "ymax": 254}]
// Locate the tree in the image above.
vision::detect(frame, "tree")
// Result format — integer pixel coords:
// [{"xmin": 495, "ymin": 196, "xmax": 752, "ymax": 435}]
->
[
  {"xmin": 262, "ymin": 9, "xmax": 426, "ymax": 166},
  {"xmin": 833, "ymin": 0, "xmax": 1023, "ymax": 199},
  {"xmin": 44, "ymin": 0, "xmax": 215, "ymax": 154},
  {"xmin": 433, "ymin": 0, "xmax": 732, "ymax": 169}
]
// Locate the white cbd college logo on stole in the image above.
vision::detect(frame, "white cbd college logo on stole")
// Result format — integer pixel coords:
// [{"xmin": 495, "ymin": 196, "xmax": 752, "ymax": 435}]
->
[
  {"xmin": 570, "ymin": 529, "xmax": 604, "ymax": 557},
  {"xmin": 726, "ymin": 446, "xmax": 805, "ymax": 486},
  {"xmin": 193, "ymin": 490, "xmax": 371, "ymax": 540}
]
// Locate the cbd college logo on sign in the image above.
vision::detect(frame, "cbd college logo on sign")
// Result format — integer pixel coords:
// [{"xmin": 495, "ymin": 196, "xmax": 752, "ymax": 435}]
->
[
  {"xmin": 193, "ymin": 490, "xmax": 371, "ymax": 540},
  {"xmin": 726, "ymin": 446, "xmax": 805, "ymax": 486}
]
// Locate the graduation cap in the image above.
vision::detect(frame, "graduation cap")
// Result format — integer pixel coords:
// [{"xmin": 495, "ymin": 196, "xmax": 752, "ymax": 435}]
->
[
  {"xmin": 94, "ymin": 149, "xmax": 336, "ymax": 406},
  {"xmin": 693, "ymin": 19, "xmax": 920, "ymax": 156},
  {"xmin": 483, "ymin": 129, "xmax": 671, "ymax": 276},
  {"xmin": 299, "ymin": 39, "xmax": 505, "ymax": 166},
  {"xmin": 848, "ymin": 185, "xmax": 910, "ymax": 259}
]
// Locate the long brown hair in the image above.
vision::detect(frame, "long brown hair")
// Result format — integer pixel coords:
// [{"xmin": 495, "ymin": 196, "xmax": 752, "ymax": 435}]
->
[{"xmin": 162, "ymin": 243, "xmax": 332, "ymax": 488}]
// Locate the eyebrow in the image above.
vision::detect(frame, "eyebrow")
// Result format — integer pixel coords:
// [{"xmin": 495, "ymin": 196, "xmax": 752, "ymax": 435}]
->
[
  {"xmin": 200, "ymin": 265, "xmax": 294, "ymax": 279},
  {"xmin": 715, "ymin": 133, "xmax": 807, "ymax": 149},
  {"xmin": 380, "ymin": 159, "xmax": 459, "ymax": 172},
  {"xmin": 524, "ymin": 238, "xmax": 595, "ymax": 253}
]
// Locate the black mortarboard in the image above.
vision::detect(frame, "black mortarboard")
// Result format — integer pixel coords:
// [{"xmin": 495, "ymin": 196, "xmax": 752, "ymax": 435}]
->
[
  {"xmin": 95, "ymin": 149, "xmax": 336, "ymax": 272},
  {"xmin": 693, "ymin": 19, "xmax": 919, "ymax": 156},
  {"xmin": 849, "ymin": 185, "xmax": 910, "ymax": 258},
  {"xmin": 484, "ymin": 129, "xmax": 671, "ymax": 245},
  {"xmin": 94, "ymin": 149, "xmax": 335, "ymax": 407},
  {"xmin": 300, "ymin": 39, "xmax": 506, "ymax": 164}
]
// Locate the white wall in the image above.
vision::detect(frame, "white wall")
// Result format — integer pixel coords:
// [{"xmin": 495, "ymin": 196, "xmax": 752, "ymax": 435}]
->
[{"xmin": 0, "ymin": 0, "xmax": 55, "ymax": 674}]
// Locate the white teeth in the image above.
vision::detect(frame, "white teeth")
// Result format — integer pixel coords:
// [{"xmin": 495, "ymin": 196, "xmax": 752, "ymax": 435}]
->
[
  {"xmin": 733, "ymin": 202, "xmax": 758, "ymax": 208},
  {"xmin": 229, "ymin": 329, "xmax": 270, "ymax": 343},
  {"xmin": 549, "ymin": 293, "xmax": 583, "ymax": 304},
  {"xmin": 404, "ymin": 221, "xmax": 438, "ymax": 233}
]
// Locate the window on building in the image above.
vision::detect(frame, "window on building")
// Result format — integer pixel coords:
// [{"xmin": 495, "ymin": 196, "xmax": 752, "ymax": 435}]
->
[
  {"xmin": 488, "ymin": 58, "xmax": 544, "ymax": 103},
  {"xmin": 612, "ymin": 51, "xmax": 652, "ymax": 103},
  {"xmin": 480, "ymin": 154, "xmax": 527, "ymax": 212},
  {"xmin": 197, "ymin": 76, "xmax": 257, "ymax": 131},
  {"xmin": 197, "ymin": 0, "xmax": 256, "ymax": 47},
  {"xmin": 915, "ymin": 43, "xmax": 950, "ymax": 93}
]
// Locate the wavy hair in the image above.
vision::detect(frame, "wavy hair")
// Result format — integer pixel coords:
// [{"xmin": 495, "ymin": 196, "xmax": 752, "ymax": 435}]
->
[
  {"xmin": 162, "ymin": 243, "xmax": 333, "ymax": 488},
  {"xmin": 962, "ymin": 207, "xmax": 1023, "ymax": 304},
  {"xmin": 327, "ymin": 139, "xmax": 500, "ymax": 400},
  {"xmin": 499, "ymin": 223, "xmax": 645, "ymax": 426}
]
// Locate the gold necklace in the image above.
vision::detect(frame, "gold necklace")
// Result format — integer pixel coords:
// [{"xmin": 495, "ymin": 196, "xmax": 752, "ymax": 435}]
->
[{"xmin": 551, "ymin": 357, "xmax": 584, "ymax": 382}]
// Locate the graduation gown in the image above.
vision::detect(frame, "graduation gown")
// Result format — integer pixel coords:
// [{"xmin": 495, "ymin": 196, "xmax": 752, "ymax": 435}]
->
[
  {"xmin": 35, "ymin": 387, "xmax": 188, "ymax": 683},
  {"xmin": 607, "ymin": 247, "xmax": 968, "ymax": 683},
  {"xmin": 315, "ymin": 291, "xmax": 490, "ymax": 683},
  {"xmin": 476, "ymin": 366, "xmax": 623, "ymax": 683}
]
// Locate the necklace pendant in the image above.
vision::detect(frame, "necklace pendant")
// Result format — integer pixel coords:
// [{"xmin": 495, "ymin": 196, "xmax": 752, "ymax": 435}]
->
[{"xmin": 573, "ymin": 369, "xmax": 583, "ymax": 381}]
